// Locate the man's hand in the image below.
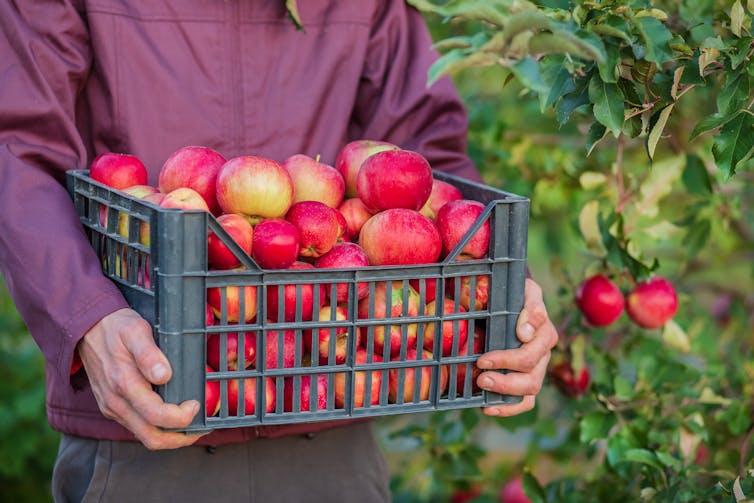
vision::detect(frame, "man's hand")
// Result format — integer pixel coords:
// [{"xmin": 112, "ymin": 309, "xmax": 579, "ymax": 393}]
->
[
  {"xmin": 78, "ymin": 308, "xmax": 204, "ymax": 450},
  {"xmin": 475, "ymin": 278, "xmax": 558, "ymax": 417}
]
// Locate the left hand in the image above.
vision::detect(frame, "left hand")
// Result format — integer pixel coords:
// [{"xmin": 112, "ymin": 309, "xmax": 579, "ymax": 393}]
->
[{"xmin": 475, "ymin": 278, "xmax": 558, "ymax": 417}]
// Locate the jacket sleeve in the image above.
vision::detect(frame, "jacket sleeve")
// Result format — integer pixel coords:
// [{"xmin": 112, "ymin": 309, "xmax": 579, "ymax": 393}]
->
[
  {"xmin": 350, "ymin": 0, "xmax": 483, "ymax": 183},
  {"xmin": 0, "ymin": 2, "xmax": 129, "ymax": 381}
]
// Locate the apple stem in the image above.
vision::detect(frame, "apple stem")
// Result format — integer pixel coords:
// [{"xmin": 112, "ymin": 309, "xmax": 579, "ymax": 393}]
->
[{"xmin": 315, "ymin": 154, "xmax": 321, "ymax": 163}]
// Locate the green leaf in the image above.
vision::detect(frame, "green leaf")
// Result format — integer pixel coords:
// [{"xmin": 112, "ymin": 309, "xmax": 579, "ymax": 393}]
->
[
  {"xmin": 682, "ymin": 218, "xmax": 711, "ymax": 255},
  {"xmin": 589, "ymin": 75, "xmax": 625, "ymax": 136},
  {"xmin": 510, "ymin": 57, "xmax": 549, "ymax": 94},
  {"xmin": 618, "ymin": 448, "xmax": 665, "ymax": 471},
  {"xmin": 730, "ymin": 37, "xmax": 754, "ymax": 70},
  {"xmin": 407, "ymin": 0, "xmax": 509, "ymax": 27},
  {"xmin": 598, "ymin": 43, "xmax": 621, "ymax": 83},
  {"xmin": 522, "ymin": 470, "xmax": 547, "ymax": 503},
  {"xmin": 646, "ymin": 104, "xmax": 674, "ymax": 160},
  {"xmin": 717, "ymin": 71, "xmax": 751, "ymax": 115},
  {"xmin": 427, "ymin": 49, "xmax": 500, "ymax": 87},
  {"xmin": 662, "ymin": 320, "xmax": 691, "ymax": 353},
  {"xmin": 731, "ymin": 0, "xmax": 745, "ymax": 37},
  {"xmin": 635, "ymin": 17, "xmax": 674, "ymax": 64},
  {"xmin": 682, "ymin": 154, "xmax": 713, "ymax": 195},
  {"xmin": 285, "ymin": 0, "xmax": 304, "ymax": 31},
  {"xmin": 586, "ymin": 122, "xmax": 608, "ymax": 156},
  {"xmin": 690, "ymin": 113, "xmax": 738, "ymax": 142},
  {"xmin": 613, "ymin": 375, "xmax": 634, "ymax": 400},
  {"xmin": 636, "ymin": 155, "xmax": 686, "ymax": 218},
  {"xmin": 539, "ymin": 57, "xmax": 575, "ymax": 112},
  {"xmin": 580, "ymin": 411, "xmax": 617, "ymax": 443},
  {"xmin": 579, "ymin": 200, "xmax": 608, "ymax": 257},
  {"xmin": 712, "ymin": 111, "xmax": 754, "ymax": 178},
  {"xmin": 556, "ymin": 79, "xmax": 590, "ymax": 124}
]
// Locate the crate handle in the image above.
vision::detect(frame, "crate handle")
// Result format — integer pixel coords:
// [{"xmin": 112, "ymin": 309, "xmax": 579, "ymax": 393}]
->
[
  {"xmin": 206, "ymin": 216, "xmax": 262, "ymax": 271},
  {"xmin": 441, "ymin": 201, "xmax": 496, "ymax": 263}
]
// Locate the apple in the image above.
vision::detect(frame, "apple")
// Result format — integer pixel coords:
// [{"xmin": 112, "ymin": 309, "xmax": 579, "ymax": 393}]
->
[
  {"xmin": 283, "ymin": 154, "xmax": 345, "ymax": 208},
  {"xmin": 358, "ymin": 281, "xmax": 420, "ymax": 358},
  {"xmin": 206, "ymin": 303, "xmax": 215, "ymax": 326},
  {"xmin": 206, "ymin": 330, "xmax": 256, "ymax": 371},
  {"xmin": 207, "ymin": 282, "xmax": 258, "ymax": 323},
  {"xmin": 207, "ymin": 213, "xmax": 254, "ymax": 270},
  {"xmin": 216, "ymin": 155, "xmax": 294, "ymax": 223},
  {"xmin": 423, "ymin": 298, "xmax": 469, "ymax": 356},
  {"xmin": 116, "ymin": 185, "xmax": 159, "ymax": 245},
  {"xmin": 227, "ymin": 377, "xmax": 276, "ymax": 416},
  {"xmin": 255, "ymin": 329, "xmax": 302, "ymax": 370},
  {"xmin": 575, "ymin": 274, "xmax": 625, "ymax": 327},
  {"xmin": 307, "ymin": 303, "xmax": 359, "ymax": 365},
  {"xmin": 548, "ymin": 361, "xmax": 590, "ymax": 398},
  {"xmin": 450, "ymin": 485, "xmax": 482, "ymax": 503},
  {"xmin": 285, "ymin": 201, "xmax": 340, "ymax": 258},
  {"xmin": 335, "ymin": 139, "xmax": 399, "ymax": 198},
  {"xmin": 448, "ymin": 264, "xmax": 490, "ymax": 311},
  {"xmin": 159, "ymin": 187, "xmax": 210, "ymax": 211},
  {"xmin": 454, "ymin": 327, "xmax": 486, "ymax": 395},
  {"xmin": 359, "ymin": 208, "xmax": 442, "ymax": 265},
  {"xmin": 90, "ymin": 152, "xmax": 148, "ymax": 190},
  {"xmin": 314, "ymin": 242, "xmax": 370, "ymax": 302},
  {"xmin": 356, "ymin": 149, "xmax": 433, "ymax": 212},
  {"xmin": 283, "ymin": 374, "xmax": 329, "ymax": 412},
  {"xmin": 499, "ymin": 476, "xmax": 532, "ymax": 503},
  {"xmin": 420, "ymin": 179, "xmax": 463, "ymax": 220},
  {"xmin": 388, "ymin": 348, "xmax": 448, "ymax": 403},
  {"xmin": 337, "ymin": 197, "xmax": 373, "ymax": 240},
  {"xmin": 205, "ymin": 364, "xmax": 221, "ymax": 417},
  {"xmin": 626, "ymin": 276, "xmax": 678, "ymax": 328},
  {"xmin": 334, "ymin": 348, "xmax": 383, "ymax": 408},
  {"xmin": 142, "ymin": 192, "xmax": 165, "ymax": 206},
  {"xmin": 408, "ymin": 277, "xmax": 439, "ymax": 304},
  {"xmin": 251, "ymin": 218, "xmax": 300, "ymax": 269},
  {"xmin": 158, "ymin": 146, "xmax": 227, "ymax": 215},
  {"xmin": 266, "ymin": 261, "xmax": 325, "ymax": 322},
  {"xmin": 70, "ymin": 351, "xmax": 83, "ymax": 375},
  {"xmin": 436, "ymin": 199, "xmax": 489, "ymax": 259},
  {"xmin": 333, "ymin": 208, "xmax": 349, "ymax": 243}
]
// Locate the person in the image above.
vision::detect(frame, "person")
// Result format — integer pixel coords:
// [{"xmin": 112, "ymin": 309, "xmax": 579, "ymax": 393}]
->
[{"xmin": 0, "ymin": 1, "xmax": 558, "ymax": 501}]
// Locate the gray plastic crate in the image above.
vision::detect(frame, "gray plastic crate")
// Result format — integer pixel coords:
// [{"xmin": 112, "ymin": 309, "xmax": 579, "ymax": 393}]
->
[{"xmin": 67, "ymin": 169, "xmax": 529, "ymax": 432}]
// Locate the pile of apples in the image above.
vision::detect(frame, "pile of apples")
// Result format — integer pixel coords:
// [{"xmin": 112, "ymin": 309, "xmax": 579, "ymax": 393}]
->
[{"xmin": 89, "ymin": 140, "xmax": 494, "ymax": 417}]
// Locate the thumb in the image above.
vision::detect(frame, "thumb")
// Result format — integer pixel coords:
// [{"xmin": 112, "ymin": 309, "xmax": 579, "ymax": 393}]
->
[{"xmin": 119, "ymin": 314, "xmax": 172, "ymax": 385}]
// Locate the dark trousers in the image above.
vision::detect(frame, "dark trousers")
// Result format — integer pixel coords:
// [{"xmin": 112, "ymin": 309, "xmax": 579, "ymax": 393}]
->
[{"xmin": 52, "ymin": 421, "xmax": 391, "ymax": 502}]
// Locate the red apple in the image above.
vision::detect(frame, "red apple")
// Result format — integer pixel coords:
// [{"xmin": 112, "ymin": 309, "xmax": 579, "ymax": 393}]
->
[
  {"xmin": 158, "ymin": 146, "xmax": 227, "ymax": 215},
  {"xmin": 283, "ymin": 374, "xmax": 329, "ymax": 412},
  {"xmin": 335, "ymin": 140, "xmax": 399, "ymax": 198},
  {"xmin": 454, "ymin": 327, "xmax": 486, "ymax": 395},
  {"xmin": 626, "ymin": 276, "xmax": 678, "ymax": 328},
  {"xmin": 314, "ymin": 242, "xmax": 370, "ymax": 302},
  {"xmin": 285, "ymin": 201, "xmax": 340, "ymax": 258},
  {"xmin": 358, "ymin": 281, "xmax": 420, "ymax": 358},
  {"xmin": 70, "ymin": 351, "xmax": 83, "ymax": 375},
  {"xmin": 90, "ymin": 152, "xmax": 148, "ymax": 190},
  {"xmin": 575, "ymin": 274, "xmax": 625, "ymax": 327},
  {"xmin": 448, "ymin": 263, "xmax": 490, "ymax": 311},
  {"xmin": 227, "ymin": 377, "xmax": 276, "ymax": 416},
  {"xmin": 388, "ymin": 348, "xmax": 448, "ymax": 403},
  {"xmin": 423, "ymin": 298, "xmax": 469, "ymax": 356},
  {"xmin": 206, "ymin": 303, "xmax": 215, "ymax": 326},
  {"xmin": 359, "ymin": 208, "xmax": 441, "ymax": 265},
  {"xmin": 159, "ymin": 187, "xmax": 210, "ymax": 211},
  {"xmin": 499, "ymin": 476, "xmax": 532, "ymax": 503},
  {"xmin": 548, "ymin": 361, "xmax": 590, "ymax": 398},
  {"xmin": 337, "ymin": 197, "xmax": 373, "ymax": 241},
  {"xmin": 307, "ymin": 303, "xmax": 359, "ymax": 365},
  {"xmin": 420, "ymin": 179, "xmax": 463, "ymax": 220},
  {"xmin": 142, "ymin": 192, "xmax": 165, "ymax": 206},
  {"xmin": 255, "ymin": 329, "xmax": 302, "ymax": 370},
  {"xmin": 451, "ymin": 485, "xmax": 482, "ymax": 503},
  {"xmin": 207, "ymin": 214, "xmax": 254, "ymax": 270},
  {"xmin": 205, "ymin": 364, "xmax": 221, "ymax": 417},
  {"xmin": 207, "ymin": 282, "xmax": 258, "ymax": 323},
  {"xmin": 251, "ymin": 218, "xmax": 300, "ymax": 269},
  {"xmin": 206, "ymin": 330, "xmax": 256, "ymax": 371},
  {"xmin": 436, "ymin": 199, "xmax": 489, "ymax": 259},
  {"xmin": 333, "ymin": 208, "xmax": 349, "ymax": 243},
  {"xmin": 266, "ymin": 261, "xmax": 325, "ymax": 322},
  {"xmin": 216, "ymin": 155, "xmax": 294, "ymax": 223},
  {"xmin": 334, "ymin": 348, "xmax": 383, "ymax": 408},
  {"xmin": 408, "ymin": 277, "xmax": 439, "ymax": 304},
  {"xmin": 356, "ymin": 149, "xmax": 433, "ymax": 212},
  {"xmin": 283, "ymin": 154, "xmax": 345, "ymax": 208}
]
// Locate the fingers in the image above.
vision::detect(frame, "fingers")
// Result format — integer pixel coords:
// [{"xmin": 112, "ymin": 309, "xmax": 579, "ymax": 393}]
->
[
  {"xmin": 116, "ymin": 312, "xmax": 172, "ymax": 385},
  {"xmin": 476, "ymin": 348, "xmax": 550, "ymax": 396},
  {"xmin": 476, "ymin": 316, "xmax": 558, "ymax": 373},
  {"xmin": 516, "ymin": 278, "xmax": 549, "ymax": 343},
  {"xmin": 482, "ymin": 395, "xmax": 536, "ymax": 417}
]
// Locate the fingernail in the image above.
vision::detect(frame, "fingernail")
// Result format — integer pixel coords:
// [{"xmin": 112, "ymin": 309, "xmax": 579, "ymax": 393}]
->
[
  {"xmin": 480, "ymin": 376, "xmax": 494, "ymax": 389},
  {"xmin": 151, "ymin": 363, "xmax": 168, "ymax": 381},
  {"xmin": 519, "ymin": 323, "xmax": 535, "ymax": 342},
  {"xmin": 477, "ymin": 359, "xmax": 492, "ymax": 369},
  {"xmin": 190, "ymin": 400, "xmax": 200, "ymax": 416}
]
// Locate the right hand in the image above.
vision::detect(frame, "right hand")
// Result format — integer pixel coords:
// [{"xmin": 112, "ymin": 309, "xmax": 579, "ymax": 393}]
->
[{"xmin": 78, "ymin": 308, "xmax": 204, "ymax": 450}]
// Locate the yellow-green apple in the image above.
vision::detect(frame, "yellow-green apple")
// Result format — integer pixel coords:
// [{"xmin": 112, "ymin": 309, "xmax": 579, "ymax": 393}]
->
[
  {"xmin": 420, "ymin": 179, "xmax": 463, "ymax": 220},
  {"xmin": 359, "ymin": 208, "xmax": 442, "ymax": 265},
  {"xmin": 334, "ymin": 348, "xmax": 383, "ymax": 408},
  {"xmin": 251, "ymin": 218, "xmax": 300, "ymax": 269},
  {"xmin": 436, "ymin": 199, "xmax": 489, "ymax": 259},
  {"xmin": 337, "ymin": 197, "xmax": 373, "ymax": 241},
  {"xmin": 626, "ymin": 276, "xmax": 678, "ymax": 328},
  {"xmin": 90, "ymin": 152, "xmax": 148, "ymax": 189},
  {"xmin": 283, "ymin": 374, "xmax": 329, "ymax": 412},
  {"xmin": 358, "ymin": 281, "xmax": 420, "ymax": 357},
  {"xmin": 454, "ymin": 327, "xmax": 486, "ymax": 395},
  {"xmin": 158, "ymin": 146, "xmax": 227, "ymax": 215},
  {"xmin": 314, "ymin": 242, "xmax": 370, "ymax": 302},
  {"xmin": 207, "ymin": 213, "xmax": 254, "ymax": 270},
  {"xmin": 307, "ymin": 303, "xmax": 359, "ymax": 365},
  {"xmin": 499, "ymin": 476, "xmax": 532, "ymax": 503},
  {"xmin": 227, "ymin": 377, "xmax": 276, "ymax": 416},
  {"xmin": 159, "ymin": 187, "xmax": 210, "ymax": 211},
  {"xmin": 142, "ymin": 192, "xmax": 165, "ymax": 206},
  {"xmin": 423, "ymin": 298, "xmax": 469, "ymax": 356},
  {"xmin": 356, "ymin": 150, "xmax": 433, "ymax": 212},
  {"xmin": 266, "ymin": 261, "xmax": 325, "ymax": 322},
  {"xmin": 283, "ymin": 154, "xmax": 345, "ymax": 208},
  {"xmin": 216, "ymin": 155, "xmax": 293, "ymax": 224},
  {"xmin": 116, "ymin": 185, "xmax": 159, "ymax": 245},
  {"xmin": 575, "ymin": 274, "xmax": 624, "ymax": 327},
  {"xmin": 335, "ymin": 139, "xmax": 399, "ymax": 198},
  {"xmin": 285, "ymin": 201, "xmax": 340, "ymax": 259},
  {"xmin": 254, "ymin": 329, "xmax": 302, "ymax": 370},
  {"xmin": 206, "ymin": 330, "xmax": 256, "ymax": 371},
  {"xmin": 207, "ymin": 281, "xmax": 258, "ymax": 323},
  {"xmin": 205, "ymin": 364, "xmax": 221, "ymax": 417},
  {"xmin": 388, "ymin": 348, "xmax": 448, "ymax": 403}
]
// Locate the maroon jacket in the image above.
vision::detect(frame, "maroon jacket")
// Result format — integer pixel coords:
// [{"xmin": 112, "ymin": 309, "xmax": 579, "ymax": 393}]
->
[{"xmin": 0, "ymin": 0, "xmax": 482, "ymax": 444}]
